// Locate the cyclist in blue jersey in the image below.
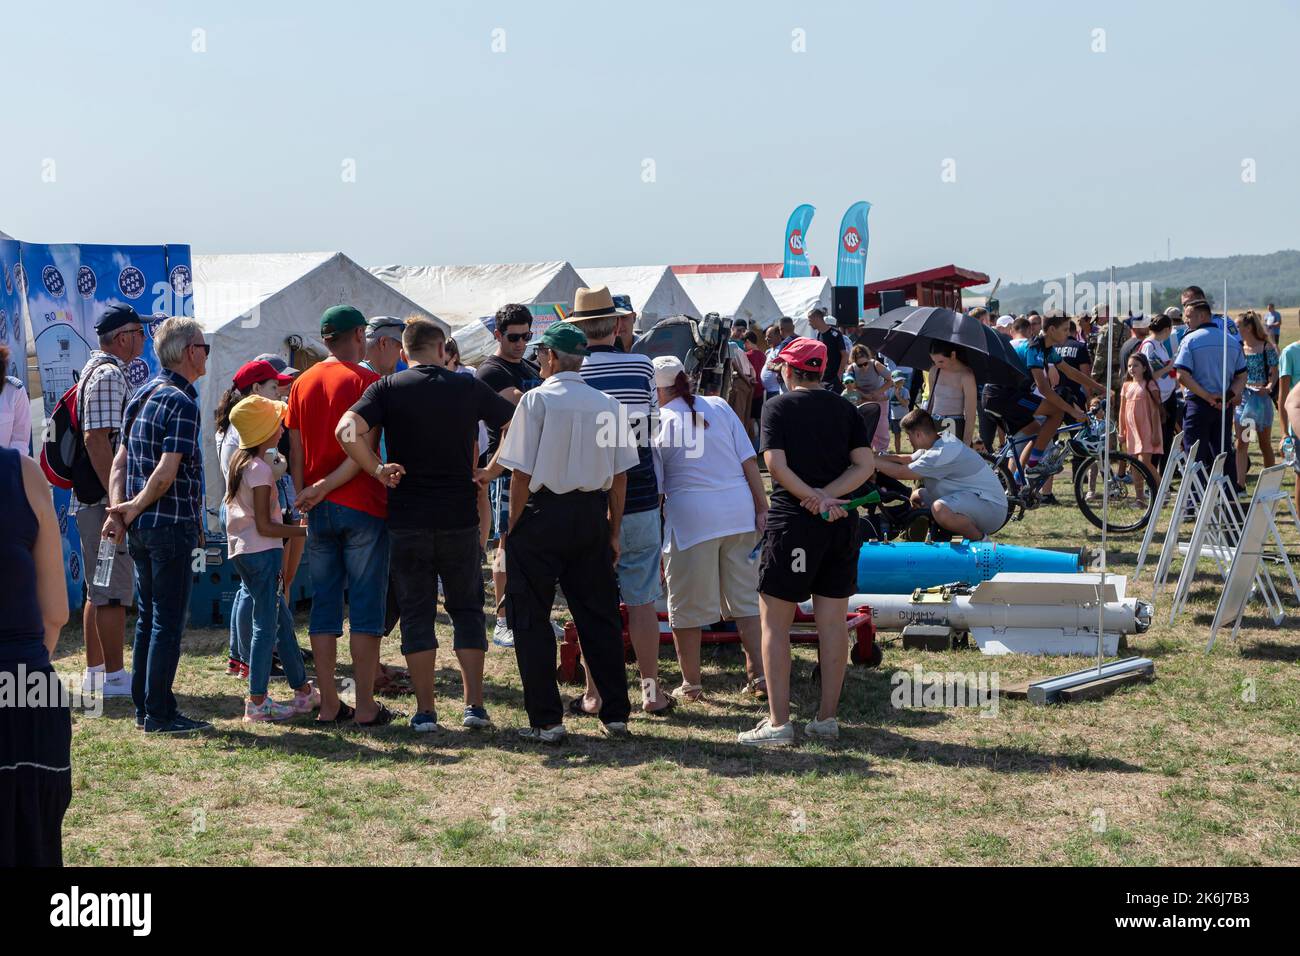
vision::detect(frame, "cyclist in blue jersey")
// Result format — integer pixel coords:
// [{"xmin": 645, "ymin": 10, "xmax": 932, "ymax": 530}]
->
[{"xmin": 1015, "ymin": 313, "xmax": 1107, "ymax": 477}]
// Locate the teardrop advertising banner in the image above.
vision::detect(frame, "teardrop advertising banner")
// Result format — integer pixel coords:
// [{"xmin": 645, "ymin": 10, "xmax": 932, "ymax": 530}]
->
[
  {"xmin": 783, "ymin": 203, "xmax": 815, "ymax": 278},
  {"xmin": 835, "ymin": 201, "xmax": 872, "ymax": 312}
]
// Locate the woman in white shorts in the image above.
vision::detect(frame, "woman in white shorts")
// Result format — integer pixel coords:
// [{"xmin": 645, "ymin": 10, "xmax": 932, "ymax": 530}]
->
[{"xmin": 652, "ymin": 356, "xmax": 770, "ymax": 701}]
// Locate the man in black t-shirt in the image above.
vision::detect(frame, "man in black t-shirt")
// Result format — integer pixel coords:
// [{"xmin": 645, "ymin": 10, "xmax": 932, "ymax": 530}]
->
[
  {"xmin": 808, "ymin": 307, "xmax": 849, "ymax": 393},
  {"xmin": 739, "ymin": 337, "xmax": 874, "ymax": 750},
  {"xmin": 339, "ymin": 318, "xmax": 515, "ymax": 732},
  {"xmin": 1054, "ymin": 321, "xmax": 1093, "ymax": 414},
  {"xmin": 476, "ymin": 304, "xmax": 543, "ymax": 649}
]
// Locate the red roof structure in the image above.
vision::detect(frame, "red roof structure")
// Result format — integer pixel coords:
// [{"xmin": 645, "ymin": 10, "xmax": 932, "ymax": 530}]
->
[
  {"xmin": 671, "ymin": 263, "xmax": 821, "ymax": 279},
  {"xmin": 864, "ymin": 265, "xmax": 989, "ymax": 311}
]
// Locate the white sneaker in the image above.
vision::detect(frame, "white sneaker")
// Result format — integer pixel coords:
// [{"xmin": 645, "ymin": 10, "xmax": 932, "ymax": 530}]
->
[
  {"xmin": 81, "ymin": 668, "xmax": 105, "ymax": 695},
  {"xmin": 804, "ymin": 716, "xmax": 839, "ymax": 740},
  {"xmin": 519, "ymin": 724, "xmax": 566, "ymax": 745},
  {"xmin": 492, "ymin": 620, "xmax": 514, "ymax": 648},
  {"xmin": 737, "ymin": 717, "xmax": 794, "ymax": 748},
  {"xmin": 101, "ymin": 670, "xmax": 133, "ymax": 698}
]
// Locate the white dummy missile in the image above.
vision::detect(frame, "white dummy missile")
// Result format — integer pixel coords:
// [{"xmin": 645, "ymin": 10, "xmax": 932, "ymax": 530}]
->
[{"xmin": 801, "ymin": 573, "xmax": 1154, "ymax": 657}]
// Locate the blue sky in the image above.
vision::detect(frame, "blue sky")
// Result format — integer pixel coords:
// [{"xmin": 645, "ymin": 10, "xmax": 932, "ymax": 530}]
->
[{"xmin": 2, "ymin": 0, "xmax": 1296, "ymax": 285}]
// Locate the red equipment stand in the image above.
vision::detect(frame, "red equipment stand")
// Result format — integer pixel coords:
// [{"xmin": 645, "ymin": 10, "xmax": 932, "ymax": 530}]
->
[{"xmin": 557, "ymin": 604, "xmax": 880, "ymax": 685}]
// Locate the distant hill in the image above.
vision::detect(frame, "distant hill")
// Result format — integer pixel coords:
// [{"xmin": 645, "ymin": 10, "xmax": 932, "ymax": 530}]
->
[{"xmin": 993, "ymin": 250, "xmax": 1300, "ymax": 315}]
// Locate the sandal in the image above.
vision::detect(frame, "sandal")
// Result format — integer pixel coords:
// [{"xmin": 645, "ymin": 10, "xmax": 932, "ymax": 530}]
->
[
  {"xmin": 643, "ymin": 694, "xmax": 676, "ymax": 717},
  {"xmin": 568, "ymin": 695, "xmax": 599, "ymax": 718},
  {"xmin": 315, "ymin": 702, "xmax": 355, "ymax": 725},
  {"xmin": 355, "ymin": 703, "xmax": 397, "ymax": 728},
  {"xmin": 671, "ymin": 682, "xmax": 705, "ymax": 703},
  {"xmin": 744, "ymin": 678, "xmax": 768, "ymax": 701}
]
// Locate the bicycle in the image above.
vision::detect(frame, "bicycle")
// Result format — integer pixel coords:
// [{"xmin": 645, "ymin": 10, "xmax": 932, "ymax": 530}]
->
[{"xmin": 985, "ymin": 403, "xmax": 1157, "ymax": 533}]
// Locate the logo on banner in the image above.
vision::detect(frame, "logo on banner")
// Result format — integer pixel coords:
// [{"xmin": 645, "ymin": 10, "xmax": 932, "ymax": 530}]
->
[
  {"xmin": 76, "ymin": 265, "xmax": 97, "ymax": 298},
  {"xmin": 788, "ymin": 230, "xmax": 804, "ymax": 256},
  {"xmin": 13, "ymin": 263, "xmax": 26, "ymax": 295},
  {"xmin": 42, "ymin": 266, "xmax": 67, "ymax": 297},
  {"xmin": 125, "ymin": 359, "xmax": 151, "ymax": 390},
  {"xmin": 3, "ymin": 264, "xmax": 11, "ymax": 294},
  {"xmin": 0, "ymin": 309, "xmax": 7, "ymax": 345},
  {"xmin": 842, "ymin": 228, "xmax": 861, "ymax": 254},
  {"xmin": 169, "ymin": 264, "xmax": 192, "ymax": 296},
  {"xmin": 119, "ymin": 266, "xmax": 146, "ymax": 299}
]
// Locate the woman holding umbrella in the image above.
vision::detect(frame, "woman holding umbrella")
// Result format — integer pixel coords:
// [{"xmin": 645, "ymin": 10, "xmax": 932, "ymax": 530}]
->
[{"xmin": 925, "ymin": 342, "xmax": 979, "ymax": 446}]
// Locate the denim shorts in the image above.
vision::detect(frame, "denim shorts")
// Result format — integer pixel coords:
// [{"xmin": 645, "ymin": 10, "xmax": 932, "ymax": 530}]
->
[
  {"xmin": 305, "ymin": 500, "xmax": 389, "ymax": 636},
  {"xmin": 616, "ymin": 508, "xmax": 663, "ymax": 606}
]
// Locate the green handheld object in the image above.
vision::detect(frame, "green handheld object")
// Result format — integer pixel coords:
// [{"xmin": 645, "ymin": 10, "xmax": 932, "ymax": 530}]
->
[{"xmin": 820, "ymin": 490, "xmax": 880, "ymax": 520}]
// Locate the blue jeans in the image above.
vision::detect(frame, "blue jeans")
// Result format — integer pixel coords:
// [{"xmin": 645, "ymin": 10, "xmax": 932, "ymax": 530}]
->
[
  {"xmin": 229, "ymin": 581, "xmax": 251, "ymax": 663},
  {"xmin": 305, "ymin": 500, "xmax": 389, "ymax": 636},
  {"xmin": 128, "ymin": 520, "xmax": 199, "ymax": 726},
  {"xmin": 231, "ymin": 547, "xmax": 306, "ymax": 697}
]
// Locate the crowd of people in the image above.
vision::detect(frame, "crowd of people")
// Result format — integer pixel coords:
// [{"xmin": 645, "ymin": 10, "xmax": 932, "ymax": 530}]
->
[{"xmin": 2, "ymin": 280, "xmax": 1295, "ymax": 864}]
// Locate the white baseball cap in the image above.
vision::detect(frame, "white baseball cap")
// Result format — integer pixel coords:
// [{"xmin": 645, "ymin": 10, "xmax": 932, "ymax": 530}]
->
[
  {"xmin": 995, "ymin": 315, "xmax": 1015, "ymax": 328},
  {"xmin": 653, "ymin": 355, "xmax": 686, "ymax": 388}
]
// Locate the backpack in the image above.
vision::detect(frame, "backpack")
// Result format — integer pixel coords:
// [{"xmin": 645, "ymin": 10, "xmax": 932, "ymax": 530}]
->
[{"xmin": 39, "ymin": 356, "xmax": 121, "ymax": 500}]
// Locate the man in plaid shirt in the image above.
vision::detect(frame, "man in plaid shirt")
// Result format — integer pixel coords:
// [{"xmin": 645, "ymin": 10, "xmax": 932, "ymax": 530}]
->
[
  {"xmin": 104, "ymin": 317, "xmax": 211, "ymax": 735},
  {"xmin": 73, "ymin": 304, "xmax": 145, "ymax": 699}
]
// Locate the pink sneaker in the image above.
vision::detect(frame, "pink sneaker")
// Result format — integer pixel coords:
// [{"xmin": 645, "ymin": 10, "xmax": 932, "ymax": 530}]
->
[
  {"xmin": 243, "ymin": 697, "xmax": 296, "ymax": 722},
  {"xmin": 289, "ymin": 684, "xmax": 320, "ymax": 715}
]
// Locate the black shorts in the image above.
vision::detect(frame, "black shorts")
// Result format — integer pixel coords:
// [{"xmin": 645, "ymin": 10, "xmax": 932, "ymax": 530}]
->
[
  {"xmin": 758, "ymin": 507, "xmax": 860, "ymax": 603},
  {"xmin": 388, "ymin": 525, "xmax": 488, "ymax": 654},
  {"xmin": 983, "ymin": 389, "xmax": 1041, "ymax": 434}
]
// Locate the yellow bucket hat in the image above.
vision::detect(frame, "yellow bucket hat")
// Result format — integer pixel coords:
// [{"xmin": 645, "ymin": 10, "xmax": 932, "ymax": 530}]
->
[{"xmin": 230, "ymin": 395, "xmax": 287, "ymax": 450}]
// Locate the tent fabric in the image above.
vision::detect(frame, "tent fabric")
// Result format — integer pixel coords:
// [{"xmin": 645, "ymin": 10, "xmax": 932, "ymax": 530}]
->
[
  {"xmin": 764, "ymin": 277, "xmax": 834, "ymax": 337},
  {"xmin": 369, "ymin": 261, "xmax": 586, "ymax": 330},
  {"xmin": 674, "ymin": 272, "xmax": 783, "ymax": 330},
  {"xmin": 576, "ymin": 265, "xmax": 699, "ymax": 331},
  {"xmin": 195, "ymin": 251, "xmax": 441, "ymax": 514}
]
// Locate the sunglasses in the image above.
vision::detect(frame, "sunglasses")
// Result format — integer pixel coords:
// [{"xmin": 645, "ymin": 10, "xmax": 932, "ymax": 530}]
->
[
  {"xmin": 189, "ymin": 342, "xmax": 211, "ymax": 356},
  {"xmin": 505, "ymin": 331, "xmax": 533, "ymax": 343}
]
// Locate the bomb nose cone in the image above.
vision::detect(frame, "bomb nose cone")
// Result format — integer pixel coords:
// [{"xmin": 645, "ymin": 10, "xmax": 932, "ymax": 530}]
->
[{"xmin": 1134, "ymin": 600, "xmax": 1155, "ymax": 633}]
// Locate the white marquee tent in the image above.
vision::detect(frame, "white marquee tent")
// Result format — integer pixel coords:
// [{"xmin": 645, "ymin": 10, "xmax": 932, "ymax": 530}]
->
[
  {"xmin": 194, "ymin": 251, "xmax": 441, "ymax": 513},
  {"xmin": 674, "ymin": 272, "xmax": 783, "ymax": 330},
  {"xmin": 764, "ymin": 276, "xmax": 834, "ymax": 336},
  {"xmin": 369, "ymin": 261, "xmax": 586, "ymax": 331},
  {"xmin": 575, "ymin": 265, "xmax": 699, "ymax": 331}
]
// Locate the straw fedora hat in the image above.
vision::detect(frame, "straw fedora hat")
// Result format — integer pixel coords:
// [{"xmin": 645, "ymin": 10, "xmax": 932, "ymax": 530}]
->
[{"xmin": 570, "ymin": 285, "xmax": 632, "ymax": 324}]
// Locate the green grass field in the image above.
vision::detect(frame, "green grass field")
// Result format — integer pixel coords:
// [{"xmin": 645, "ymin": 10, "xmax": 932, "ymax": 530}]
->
[{"xmin": 55, "ymin": 312, "xmax": 1300, "ymax": 867}]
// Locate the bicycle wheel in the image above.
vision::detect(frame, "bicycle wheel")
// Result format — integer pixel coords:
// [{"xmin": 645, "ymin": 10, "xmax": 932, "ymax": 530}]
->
[{"xmin": 1072, "ymin": 453, "xmax": 1158, "ymax": 532}]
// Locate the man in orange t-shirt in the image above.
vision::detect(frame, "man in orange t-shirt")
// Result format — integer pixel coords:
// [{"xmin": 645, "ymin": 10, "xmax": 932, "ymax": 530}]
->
[{"xmin": 286, "ymin": 305, "xmax": 392, "ymax": 726}]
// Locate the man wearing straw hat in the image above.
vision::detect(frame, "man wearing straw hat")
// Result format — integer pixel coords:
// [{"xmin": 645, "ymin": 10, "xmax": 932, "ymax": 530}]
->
[
  {"xmin": 567, "ymin": 286, "xmax": 675, "ymax": 717},
  {"xmin": 497, "ymin": 322, "xmax": 640, "ymax": 743}
]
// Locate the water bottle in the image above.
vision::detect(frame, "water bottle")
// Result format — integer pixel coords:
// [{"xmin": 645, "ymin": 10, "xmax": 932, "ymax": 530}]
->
[
  {"xmin": 1283, "ymin": 436, "xmax": 1296, "ymax": 468},
  {"xmin": 93, "ymin": 536, "xmax": 116, "ymax": 588}
]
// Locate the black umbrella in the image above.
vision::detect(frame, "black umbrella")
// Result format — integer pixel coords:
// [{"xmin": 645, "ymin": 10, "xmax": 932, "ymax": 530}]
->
[{"xmin": 859, "ymin": 306, "xmax": 1028, "ymax": 387}]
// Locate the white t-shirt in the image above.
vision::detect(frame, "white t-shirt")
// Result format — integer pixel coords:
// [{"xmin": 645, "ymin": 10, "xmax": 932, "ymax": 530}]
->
[
  {"xmin": 909, "ymin": 434, "xmax": 1006, "ymax": 507},
  {"xmin": 216, "ymin": 427, "xmax": 241, "ymax": 491},
  {"xmin": 1139, "ymin": 338, "xmax": 1176, "ymax": 402},
  {"xmin": 653, "ymin": 394, "xmax": 757, "ymax": 551}
]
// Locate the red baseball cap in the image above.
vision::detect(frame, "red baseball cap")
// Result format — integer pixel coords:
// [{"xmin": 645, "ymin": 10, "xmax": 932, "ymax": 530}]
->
[
  {"xmin": 232, "ymin": 359, "xmax": 293, "ymax": 391},
  {"xmin": 777, "ymin": 336, "xmax": 827, "ymax": 373}
]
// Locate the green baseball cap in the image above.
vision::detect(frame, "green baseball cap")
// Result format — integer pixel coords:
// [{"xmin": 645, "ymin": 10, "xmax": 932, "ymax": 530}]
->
[
  {"xmin": 538, "ymin": 321, "xmax": 589, "ymax": 356},
  {"xmin": 320, "ymin": 304, "xmax": 366, "ymax": 338}
]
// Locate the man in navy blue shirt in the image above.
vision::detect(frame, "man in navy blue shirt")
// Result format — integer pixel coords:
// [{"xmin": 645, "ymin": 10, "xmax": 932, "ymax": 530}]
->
[{"xmin": 104, "ymin": 317, "xmax": 211, "ymax": 735}]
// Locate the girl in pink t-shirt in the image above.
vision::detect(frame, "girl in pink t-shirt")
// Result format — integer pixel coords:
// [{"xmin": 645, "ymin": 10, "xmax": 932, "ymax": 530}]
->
[{"xmin": 225, "ymin": 396, "xmax": 316, "ymax": 722}]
